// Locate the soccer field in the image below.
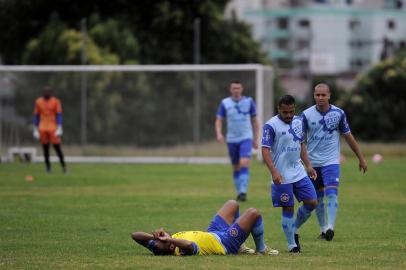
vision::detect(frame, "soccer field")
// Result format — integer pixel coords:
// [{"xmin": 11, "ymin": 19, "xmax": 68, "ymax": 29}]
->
[{"xmin": 0, "ymin": 158, "xmax": 405, "ymax": 269}]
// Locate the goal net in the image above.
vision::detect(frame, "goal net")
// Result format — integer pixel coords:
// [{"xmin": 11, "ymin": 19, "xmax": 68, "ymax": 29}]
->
[{"xmin": 0, "ymin": 64, "xmax": 274, "ymax": 163}]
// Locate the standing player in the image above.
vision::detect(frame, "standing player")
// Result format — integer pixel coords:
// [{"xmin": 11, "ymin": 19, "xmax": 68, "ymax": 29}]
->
[
  {"xmin": 301, "ymin": 83, "xmax": 367, "ymax": 241},
  {"xmin": 262, "ymin": 95, "xmax": 317, "ymax": 253},
  {"xmin": 215, "ymin": 81, "xmax": 259, "ymax": 202},
  {"xmin": 33, "ymin": 86, "xmax": 67, "ymax": 173}
]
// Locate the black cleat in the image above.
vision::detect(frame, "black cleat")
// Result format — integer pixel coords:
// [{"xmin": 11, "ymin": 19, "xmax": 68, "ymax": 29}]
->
[
  {"xmin": 294, "ymin": 234, "xmax": 301, "ymax": 250},
  {"xmin": 317, "ymin": 232, "xmax": 326, "ymax": 240},
  {"xmin": 325, "ymin": 229, "xmax": 335, "ymax": 241},
  {"xmin": 236, "ymin": 193, "xmax": 247, "ymax": 202},
  {"xmin": 289, "ymin": 246, "xmax": 301, "ymax": 253}
]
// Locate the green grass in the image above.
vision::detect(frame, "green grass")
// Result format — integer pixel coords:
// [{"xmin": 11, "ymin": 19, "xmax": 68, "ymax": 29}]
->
[{"xmin": 0, "ymin": 158, "xmax": 405, "ymax": 269}]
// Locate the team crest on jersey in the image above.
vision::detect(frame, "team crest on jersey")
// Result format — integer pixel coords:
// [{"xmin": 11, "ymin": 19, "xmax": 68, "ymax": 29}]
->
[
  {"xmin": 319, "ymin": 109, "xmax": 343, "ymax": 134},
  {"xmin": 288, "ymin": 118, "xmax": 304, "ymax": 142},
  {"xmin": 229, "ymin": 228, "xmax": 239, "ymax": 237},
  {"xmin": 280, "ymin": 193, "xmax": 290, "ymax": 203}
]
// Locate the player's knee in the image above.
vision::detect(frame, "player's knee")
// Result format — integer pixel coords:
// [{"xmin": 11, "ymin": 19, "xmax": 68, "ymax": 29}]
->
[
  {"xmin": 226, "ymin": 200, "xmax": 239, "ymax": 210},
  {"xmin": 245, "ymin": 208, "xmax": 260, "ymax": 219}
]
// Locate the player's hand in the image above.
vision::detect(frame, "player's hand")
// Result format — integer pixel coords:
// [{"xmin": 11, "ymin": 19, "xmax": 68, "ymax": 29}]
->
[
  {"xmin": 33, "ymin": 128, "xmax": 40, "ymax": 140},
  {"xmin": 55, "ymin": 125, "xmax": 63, "ymax": 137},
  {"xmin": 271, "ymin": 170, "xmax": 283, "ymax": 185},
  {"xmin": 216, "ymin": 133, "xmax": 225, "ymax": 144},
  {"xmin": 359, "ymin": 158, "xmax": 368, "ymax": 173},
  {"xmin": 158, "ymin": 235, "xmax": 171, "ymax": 242},
  {"xmin": 306, "ymin": 166, "xmax": 317, "ymax": 180},
  {"xmin": 152, "ymin": 227, "xmax": 167, "ymax": 239},
  {"xmin": 252, "ymin": 140, "xmax": 259, "ymax": 150}
]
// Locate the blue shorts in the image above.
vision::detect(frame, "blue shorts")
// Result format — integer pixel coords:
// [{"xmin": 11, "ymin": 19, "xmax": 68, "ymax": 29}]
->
[
  {"xmin": 313, "ymin": 164, "xmax": 340, "ymax": 192},
  {"xmin": 271, "ymin": 176, "xmax": 317, "ymax": 207},
  {"xmin": 207, "ymin": 215, "xmax": 248, "ymax": 254},
  {"xmin": 227, "ymin": 139, "xmax": 253, "ymax": 165}
]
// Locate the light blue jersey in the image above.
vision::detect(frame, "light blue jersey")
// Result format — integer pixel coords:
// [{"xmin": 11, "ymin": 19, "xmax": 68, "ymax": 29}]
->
[
  {"xmin": 216, "ymin": 96, "xmax": 257, "ymax": 143},
  {"xmin": 301, "ymin": 105, "xmax": 350, "ymax": 167},
  {"xmin": 262, "ymin": 115, "xmax": 307, "ymax": 184}
]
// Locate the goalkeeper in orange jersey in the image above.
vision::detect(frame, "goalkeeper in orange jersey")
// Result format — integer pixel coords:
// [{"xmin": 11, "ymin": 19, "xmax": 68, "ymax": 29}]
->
[{"xmin": 33, "ymin": 86, "xmax": 67, "ymax": 173}]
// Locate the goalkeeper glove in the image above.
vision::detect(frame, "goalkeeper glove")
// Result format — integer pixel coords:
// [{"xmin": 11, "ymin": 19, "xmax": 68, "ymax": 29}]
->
[
  {"xmin": 55, "ymin": 125, "xmax": 63, "ymax": 137},
  {"xmin": 33, "ymin": 127, "xmax": 40, "ymax": 140}
]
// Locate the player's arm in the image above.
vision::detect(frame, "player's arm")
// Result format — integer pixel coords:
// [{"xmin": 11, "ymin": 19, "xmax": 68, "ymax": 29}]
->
[
  {"xmin": 262, "ymin": 147, "xmax": 282, "ymax": 185},
  {"xmin": 158, "ymin": 235, "xmax": 196, "ymax": 255},
  {"xmin": 215, "ymin": 117, "xmax": 225, "ymax": 143},
  {"xmin": 131, "ymin": 231, "xmax": 155, "ymax": 247},
  {"xmin": 55, "ymin": 99, "xmax": 63, "ymax": 136},
  {"xmin": 300, "ymin": 143, "xmax": 317, "ymax": 180},
  {"xmin": 251, "ymin": 116, "xmax": 259, "ymax": 149},
  {"xmin": 343, "ymin": 132, "xmax": 367, "ymax": 173},
  {"xmin": 32, "ymin": 101, "xmax": 40, "ymax": 139}
]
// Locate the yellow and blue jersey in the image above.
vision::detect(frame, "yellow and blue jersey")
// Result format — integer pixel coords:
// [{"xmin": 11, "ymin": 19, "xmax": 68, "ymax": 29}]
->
[{"xmin": 172, "ymin": 231, "xmax": 226, "ymax": 256}]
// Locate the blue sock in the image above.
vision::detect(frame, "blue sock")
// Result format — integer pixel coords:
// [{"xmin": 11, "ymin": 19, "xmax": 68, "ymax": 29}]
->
[
  {"xmin": 294, "ymin": 204, "xmax": 315, "ymax": 231},
  {"xmin": 239, "ymin": 167, "xmax": 249, "ymax": 194},
  {"xmin": 233, "ymin": 170, "xmax": 240, "ymax": 194},
  {"xmin": 326, "ymin": 191, "xmax": 338, "ymax": 230},
  {"xmin": 282, "ymin": 210, "xmax": 296, "ymax": 250},
  {"xmin": 251, "ymin": 215, "xmax": 266, "ymax": 252},
  {"xmin": 316, "ymin": 193, "xmax": 327, "ymax": 233}
]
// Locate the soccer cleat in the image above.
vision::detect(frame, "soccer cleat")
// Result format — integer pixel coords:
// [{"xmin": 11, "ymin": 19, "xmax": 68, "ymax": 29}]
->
[
  {"xmin": 294, "ymin": 233, "xmax": 301, "ymax": 251},
  {"xmin": 317, "ymin": 232, "xmax": 326, "ymax": 240},
  {"xmin": 325, "ymin": 229, "xmax": 335, "ymax": 241},
  {"xmin": 255, "ymin": 246, "xmax": 279, "ymax": 255},
  {"xmin": 289, "ymin": 246, "xmax": 301, "ymax": 253},
  {"xmin": 236, "ymin": 193, "xmax": 247, "ymax": 202},
  {"xmin": 238, "ymin": 244, "xmax": 255, "ymax": 254}
]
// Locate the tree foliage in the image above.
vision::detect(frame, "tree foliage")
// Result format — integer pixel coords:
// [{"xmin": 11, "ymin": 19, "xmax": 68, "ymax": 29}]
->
[{"xmin": 342, "ymin": 52, "xmax": 406, "ymax": 141}]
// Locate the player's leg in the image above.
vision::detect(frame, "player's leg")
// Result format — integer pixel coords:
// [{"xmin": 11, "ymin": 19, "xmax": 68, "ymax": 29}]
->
[
  {"xmin": 313, "ymin": 167, "xmax": 327, "ymax": 238},
  {"xmin": 272, "ymin": 183, "xmax": 298, "ymax": 252},
  {"xmin": 227, "ymin": 143, "xmax": 241, "ymax": 199},
  {"xmin": 322, "ymin": 164, "xmax": 340, "ymax": 241},
  {"xmin": 53, "ymin": 144, "xmax": 66, "ymax": 172},
  {"xmin": 40, "ymin": 130, "xmax": 51, "ymax": 172},
  {"xmin": 237, "ymin": 139, "xmax": 253, "ymax": 201},
  {"xmin": 293, "ymin": 177, "xmax": 317, "ymax": 250},
  {"xmin": 50, "ymin": 132, "xmax": 67, "ymax": 173}
]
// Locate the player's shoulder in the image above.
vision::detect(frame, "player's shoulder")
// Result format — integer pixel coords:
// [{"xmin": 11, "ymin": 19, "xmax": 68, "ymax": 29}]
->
[
  {"xmin": 330, "ymin": 104, "xmax": 345, "ymax": 114},
  {"xmin": 302, "ymin": 105, "xmax": 317, "ymax": 115},
  {"xmin": 265, "ymin": 115, "xmax": 279, "ymax": 126}
]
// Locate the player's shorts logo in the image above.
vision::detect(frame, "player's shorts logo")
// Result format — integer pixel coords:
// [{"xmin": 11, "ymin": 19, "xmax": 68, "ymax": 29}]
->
[
  {"xmin": 280, "ymin": 193, "xmax": 290, "ymax": 203},
  {"xmin": 229, "ymin": 228, "xmax": 239, "ymax": 237}
]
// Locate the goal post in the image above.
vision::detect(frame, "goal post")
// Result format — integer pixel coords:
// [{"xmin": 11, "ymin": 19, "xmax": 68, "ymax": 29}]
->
[{"xmin": 0, "ymin": 64, "xmax": 274, "ymax": 163}]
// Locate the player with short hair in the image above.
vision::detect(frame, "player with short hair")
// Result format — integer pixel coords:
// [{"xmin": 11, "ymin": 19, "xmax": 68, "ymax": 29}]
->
[
  {"xmin": 131, "ymin": 200, "xmax": 278, "ymax": 256},
  {"xmin": 215, "ymin": 81, "xmax": 259, "ymax": 202},
  {"xmin": 33, "ymin": 86, "xmax": 67, "ymax": 173},
  {"xmin": 301, "ymin": 83, "xmax": 367, "ymax": 241},
  {"xmin": 262, "ymin": 95, "xmax": 318, "ymax": 253}
]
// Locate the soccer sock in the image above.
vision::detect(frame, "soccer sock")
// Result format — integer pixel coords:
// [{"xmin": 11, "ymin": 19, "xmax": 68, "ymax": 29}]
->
[
  {"xmin": 53, "ymin": 144, "xmax": 66, "ymax": 168},
  {"xmin": 282, "ymin": 210, "xmax": 296, "ymax": 250},
  {"xmin": 239, "ymin": 167, "xmax": 249, "ymax": 194},
  {"xmin": 42, "ymin": 144, "xmax": 51, "ymax": 171},
  {"xmin": 294, "ymin": 204, "xmax": 315, "ymax": 231},
  {"xmin": 316, "ymin": 192, "xmax": 327, "ymax": 233},
  {"xmin": 233, "ymin": 170, "xmax": 241, "ymax": 194},
  {"xmin": 326, "ymin": 191, "xmax": 338, "ymax": 230},
  {"xmin": 251, "ymin": 215, "xmax": 266, "ymax": 252}
]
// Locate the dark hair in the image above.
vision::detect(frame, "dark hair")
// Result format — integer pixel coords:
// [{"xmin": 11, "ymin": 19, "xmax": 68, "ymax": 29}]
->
[{"xmin": 278, "ymin": 95, "xmax": 295, "ymax": 107}]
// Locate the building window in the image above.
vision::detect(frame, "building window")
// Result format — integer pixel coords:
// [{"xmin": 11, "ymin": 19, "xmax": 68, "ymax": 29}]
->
[
  {"xmin": 349, "ymin": 20, "xmax": 360, "ymax": 30},
  {"xmin": 277, "ymin": 17, "xmax": 289, "ymax": 29},
  {"xmin": 387, "ymin": 19, "xmax": 396, "ymax": 30},
  {"xmin": 298, "ymin": 19, "xmax": 310, "ymax": 28},
  {"xmin": 277, "ymin": 38, "xmax": 289, "ymax": 49},
  {"xmin": 297, "ymin": 39, "xmax": 310, "ymax": 49}
]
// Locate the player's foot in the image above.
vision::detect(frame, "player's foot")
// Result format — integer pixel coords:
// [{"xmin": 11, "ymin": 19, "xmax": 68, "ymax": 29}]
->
[
  {"xmin": 236, "ymin": 193, "xmax": 247, "ymax": 202},
  {"xmin": 289, "ymin": 246, "xmax": 301, "ymax": 253},
  {"xmin": 325, "ymin": 229, "xmax": 334, "ymax": 241},
  {"xmin": 46, "ymin": 167, "xmax": 51, "ymax": 173},
  {"xmin": 317, "ymin": 232, "xmax": 326, "ymax": 240},
  {"xmin": 62, "ymin": 166, "xmax": 68, "ymax": 174},
  {"xmin": 238, "ymin": 244, "xmax": 255, "ymax": 254},
  {"xmin": 255, "ymin": 246, "xmax": 279, "ymax": 255},
  {"xmin": 294, "ymin": 233, "xmax": 301, "ymax": 250}
]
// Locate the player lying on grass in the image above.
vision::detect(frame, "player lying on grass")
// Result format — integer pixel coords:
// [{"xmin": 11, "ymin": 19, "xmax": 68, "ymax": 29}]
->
[{"xmin": 131, "ymin": 200, "xmax": 279, "ymax": 256}]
